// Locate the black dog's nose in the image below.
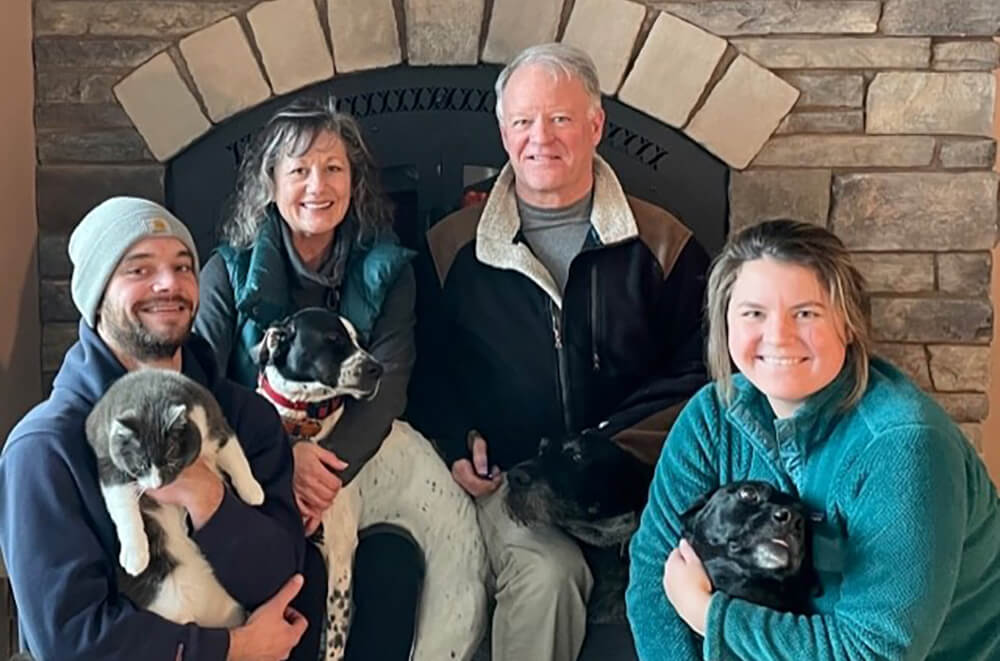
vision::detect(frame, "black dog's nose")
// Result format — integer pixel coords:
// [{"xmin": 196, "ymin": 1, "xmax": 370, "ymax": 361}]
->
[
  {"xmin": 508, "ymin": 468, "xmax": 531, "ymax": 488},
  {"xmin": 363, "ymin": 361, "xmax": 384, "ymax": 380},
  {"xmin": 773, "ymin": 507, "xmax": 792, "ymax": 524}
]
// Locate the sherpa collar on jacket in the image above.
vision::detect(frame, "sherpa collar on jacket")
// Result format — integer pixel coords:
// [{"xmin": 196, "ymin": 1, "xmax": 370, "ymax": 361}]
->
[{"xmin": 475, "ymin": 155, "xmax": 639, "ymax": 307}]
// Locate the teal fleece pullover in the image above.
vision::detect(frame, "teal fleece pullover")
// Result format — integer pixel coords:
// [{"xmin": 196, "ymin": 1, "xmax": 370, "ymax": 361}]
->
[{"xmin": 627, "ymin": 358, "xmax": 1000, "ymax": 660}]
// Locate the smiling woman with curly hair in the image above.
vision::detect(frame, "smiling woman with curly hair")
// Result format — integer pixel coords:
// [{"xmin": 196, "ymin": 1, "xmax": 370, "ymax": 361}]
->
[{"xmin": 194, "ymin": 95, "xmax": 422, "ymax": 661}]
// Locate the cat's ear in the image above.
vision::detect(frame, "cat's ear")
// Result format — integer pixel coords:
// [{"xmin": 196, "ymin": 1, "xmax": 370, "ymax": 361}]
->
[
  {"xmin": 110, "ymin": 411, "xmax": 139, "ymax": 441},
  {"xmin": 256, "ymin": 324, "xmax": 290, "ymax": 366},
  {"xmin": 164, "ymin": 403, "xmax": 188, "ymax": 431}
]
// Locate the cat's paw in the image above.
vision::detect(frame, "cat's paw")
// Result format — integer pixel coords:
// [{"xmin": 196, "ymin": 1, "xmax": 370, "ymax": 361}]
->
[
  {"xmin": 120, "ymin": 539, "xmax": 150, "ymax": 576},
  {"xmin": 235, "ymin": 478, "xmax": 265, "ymax": 506}
]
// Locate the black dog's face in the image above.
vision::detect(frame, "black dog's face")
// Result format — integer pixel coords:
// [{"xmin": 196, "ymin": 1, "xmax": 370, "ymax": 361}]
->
[
  {"xmin": 505, "ymin": 431, "xmax": 652, "ymax": 545},
  {"xmin": 257, "ymin": 307, "xmax": 383, "ymax": 400},
  {"xmin": 682, "ymin": 481, "xmax": 813, "ymax": 611}
]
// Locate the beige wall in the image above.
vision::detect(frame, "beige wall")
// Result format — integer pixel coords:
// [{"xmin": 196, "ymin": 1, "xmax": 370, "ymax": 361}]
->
[{"xmin": 0, "ymin": 0, "xmax": 40, "ymax": 441}]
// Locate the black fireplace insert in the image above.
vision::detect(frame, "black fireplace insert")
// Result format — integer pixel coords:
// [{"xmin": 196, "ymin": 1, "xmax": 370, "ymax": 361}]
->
[{"xmin": 166, "ymin": 64, "xmax": 728, "ymax": 259}]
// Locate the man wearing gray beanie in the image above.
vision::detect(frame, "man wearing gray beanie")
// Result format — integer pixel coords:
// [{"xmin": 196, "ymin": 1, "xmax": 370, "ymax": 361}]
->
[
  {"xmin": 0, "ymin": 197, "xmax": 324, "ymax": 660},
  {"xmin": 69, "ymin": 196, "xmax": 201, "ymax": 329}
]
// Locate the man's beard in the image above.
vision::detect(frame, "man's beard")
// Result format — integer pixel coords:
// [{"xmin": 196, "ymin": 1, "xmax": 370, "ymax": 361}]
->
[{"xmin": 98, "ymin": 296, "xmax": 194, "ymax": 362}]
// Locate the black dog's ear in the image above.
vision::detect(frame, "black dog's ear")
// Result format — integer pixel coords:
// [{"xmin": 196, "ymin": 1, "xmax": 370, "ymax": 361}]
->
[
  {"xmin": 680, "ymin": 493, "xmax": 711, "ymax": 536},
  {"xmin": 255, "ymin": 323, "xmax": 293, "ymax": 366}
]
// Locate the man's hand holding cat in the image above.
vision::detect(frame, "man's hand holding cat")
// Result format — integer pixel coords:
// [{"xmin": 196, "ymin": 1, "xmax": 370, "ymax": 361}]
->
[
  {"xmin": 147, "ymin": 458, "xmax": 224, "ymax": 530},
  {"xmin": 291, "ymin": 443, "xmax": 347, "ymax": 521},
  {"xmin": 227, "ymin": 574, "xmax": 308, "ymax": 661}
]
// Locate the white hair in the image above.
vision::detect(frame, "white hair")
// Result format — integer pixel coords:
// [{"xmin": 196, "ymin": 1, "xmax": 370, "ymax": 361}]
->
[{"xmin": 494, "ymin": 43, "xmax": 602, "ymax": 121}]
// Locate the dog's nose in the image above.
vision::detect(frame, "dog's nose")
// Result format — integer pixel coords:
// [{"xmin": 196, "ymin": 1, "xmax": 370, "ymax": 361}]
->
[
  {"xmin": 363, "ymin": 360, "xmax": 383, "ymax": 380},
  {"xmin": 508, "ymin": 468, "xmax": 531, "ymax": 488},
  {"xmin": 773, "ymin": 507, "xmax": 792, "ymax": 524}
]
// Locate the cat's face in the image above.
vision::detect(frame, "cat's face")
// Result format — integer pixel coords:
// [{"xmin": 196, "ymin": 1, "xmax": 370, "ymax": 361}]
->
[{"xmin": 109, "ymin": 402, "xmax": 202, "ymax": 489}]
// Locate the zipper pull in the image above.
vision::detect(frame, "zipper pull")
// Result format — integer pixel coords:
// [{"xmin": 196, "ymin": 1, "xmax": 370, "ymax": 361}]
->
[{"xmin": 592, "ymin": 351, "xmax": 600, "ymax": 372}]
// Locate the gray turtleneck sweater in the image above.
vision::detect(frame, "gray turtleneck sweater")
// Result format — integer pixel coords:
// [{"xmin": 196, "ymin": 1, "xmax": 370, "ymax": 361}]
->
[{"xmin": 517, "ymin": 192, "xmax": 594, "ymax": 292}]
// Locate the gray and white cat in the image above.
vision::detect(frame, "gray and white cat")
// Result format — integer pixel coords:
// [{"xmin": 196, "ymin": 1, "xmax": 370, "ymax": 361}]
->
[{"xmin": 86, "ymin": 368, "xmax": 265, "ymax": 627}]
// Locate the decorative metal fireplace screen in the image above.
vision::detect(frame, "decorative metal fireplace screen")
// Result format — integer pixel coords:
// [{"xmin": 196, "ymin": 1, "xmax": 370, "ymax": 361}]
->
[{"xmin": 166, "ymin": 65, "xmax": 728, "ymax": 258}]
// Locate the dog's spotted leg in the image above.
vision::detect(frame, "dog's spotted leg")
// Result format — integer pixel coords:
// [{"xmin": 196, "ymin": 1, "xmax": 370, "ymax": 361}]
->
[{"xmin": 323, "ymin": 485, "xmax": 361, "ymax": 661}]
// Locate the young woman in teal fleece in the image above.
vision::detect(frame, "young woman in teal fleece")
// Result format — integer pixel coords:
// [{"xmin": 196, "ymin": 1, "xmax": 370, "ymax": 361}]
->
[{"xmin": 626, "ymin": 219, "xmax": 1000, "ymax": 661}]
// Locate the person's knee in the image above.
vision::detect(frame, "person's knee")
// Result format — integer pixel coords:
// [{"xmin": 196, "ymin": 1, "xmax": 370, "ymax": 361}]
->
[
  {"xmin": 354, "ymin": 524, "xmax": 425, "ymax": 592},
  {"xmin": 500, "ymin": 543, "xmax": 593, "ymax": 601}
]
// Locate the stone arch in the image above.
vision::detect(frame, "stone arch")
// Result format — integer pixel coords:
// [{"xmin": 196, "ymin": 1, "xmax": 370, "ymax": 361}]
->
[{"xmin": 112, "ymin": 0, "xmax": 799, "ymax": 169}]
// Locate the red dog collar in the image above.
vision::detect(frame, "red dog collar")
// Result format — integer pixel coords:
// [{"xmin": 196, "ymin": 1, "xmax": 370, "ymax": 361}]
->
[{"xmin": 258, "ymin": 373, "xmax": 344, "ymax": 420}]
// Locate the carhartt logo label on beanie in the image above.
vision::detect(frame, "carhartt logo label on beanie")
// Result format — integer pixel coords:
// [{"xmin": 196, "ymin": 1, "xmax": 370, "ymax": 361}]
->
[{"xmin": 68, "ymin": 197, "xmax": 200, "ymax": 328}]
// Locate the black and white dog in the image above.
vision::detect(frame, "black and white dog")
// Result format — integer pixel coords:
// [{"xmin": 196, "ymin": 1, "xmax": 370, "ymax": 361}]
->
[
  {"xmin": 505, "ymin": 429, "xmax": 654, "ymax": 548},
  {"xmin": 681, "ymin": 481, "xmax": 816, "ymax": 613},
  {"xmin": 255, "ymin": 308, "xmax": 488, "ymax": 661},
  {"xmin": 504, "ymin": 429, "xmax": 655, "ymax": 620}
]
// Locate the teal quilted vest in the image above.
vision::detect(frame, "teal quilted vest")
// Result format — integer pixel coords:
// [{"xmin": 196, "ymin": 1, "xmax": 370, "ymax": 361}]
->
[{"xmin": 216, "ymin": 216, "xmax": 414, "ymax": 387}]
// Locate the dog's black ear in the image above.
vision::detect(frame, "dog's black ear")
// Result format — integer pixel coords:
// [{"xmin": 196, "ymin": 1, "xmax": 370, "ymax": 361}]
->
[
  {"xmin": 680, "ymin": 493, "xmax": 710, "ymax": 535},
  {"xmin": 255, "ymin": 324, "xmax": 292, "ymax": 366}
]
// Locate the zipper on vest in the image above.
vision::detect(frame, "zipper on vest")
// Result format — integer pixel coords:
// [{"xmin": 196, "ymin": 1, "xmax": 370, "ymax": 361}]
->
[
  {"xmin": 590, "ymin": 264, "xmax": 600, "ymax": 372},
  {"xmin": 550, "ymin": 300, "xmax": 572, "ymax": 432}
]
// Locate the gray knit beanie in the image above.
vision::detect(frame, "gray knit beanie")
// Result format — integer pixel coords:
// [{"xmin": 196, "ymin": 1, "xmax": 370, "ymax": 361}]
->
[{"xmin": 69, "ymin": 196, "xmax": 200, "ymax": 328}]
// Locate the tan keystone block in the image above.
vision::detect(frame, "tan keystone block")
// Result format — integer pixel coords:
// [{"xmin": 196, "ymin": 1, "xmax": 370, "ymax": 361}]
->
[
  {"xmin": 179, "ymin": 17, "xmax": 271, "ymax": 122},
  {"xmin": 483, "ymin": 0, "xmax": 563, "ymax": 64},
  {"xmin": 113, "ymin": 52, "xmax": 211, "ymax": 161},
  {"xmin": 330, "ymin": 0, "xmax": 401, "ymax": 72},
  {"xmin": 562, "ymin": 0, "xmax": 645, "ymax": 94},
  {"xmin": 248, "ymin": 0, "xmax": 334, "ymax": 95},
  {"xmin": 406, "ymin": 0, "xmax": 485, "ymax": 65},
  {"xmin": 619, "ymin": 12, "xmax": 726, "ymax": 128},
  {"xmin": 686, "ymin": 55, "xmax": 799, "ymax": 169}
]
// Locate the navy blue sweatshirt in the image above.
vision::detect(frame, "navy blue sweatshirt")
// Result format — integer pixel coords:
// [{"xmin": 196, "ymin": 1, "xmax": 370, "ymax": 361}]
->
[{"xmin": 0, "ymin": 322, "xmax": 304, "ymax": 660}]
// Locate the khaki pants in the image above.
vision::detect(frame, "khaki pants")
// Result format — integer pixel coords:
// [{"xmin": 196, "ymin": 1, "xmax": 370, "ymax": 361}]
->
[{"xmin": 477, "ymin": 482, "xmax": 593, "ymax": 661}]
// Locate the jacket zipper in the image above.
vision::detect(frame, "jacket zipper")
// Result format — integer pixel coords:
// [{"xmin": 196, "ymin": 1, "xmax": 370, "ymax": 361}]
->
[
  {"xmin": 590, "ymin": 264, "xmax": 600, "ymax": 372},
  {"xmin": 550, "ymin": 300, "xmax": 573, "ymax": 432}
]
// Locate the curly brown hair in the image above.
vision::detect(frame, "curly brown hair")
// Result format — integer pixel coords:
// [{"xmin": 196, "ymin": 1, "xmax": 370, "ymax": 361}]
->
[{"xmin": 222, "ymin": 95, "xmax": 391, "ymax": 249}]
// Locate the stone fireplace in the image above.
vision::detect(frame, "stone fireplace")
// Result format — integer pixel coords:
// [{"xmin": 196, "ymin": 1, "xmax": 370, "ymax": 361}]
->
[{"xmin": 33, "ymin": 0, "xmax": 999, "ymax": 466}]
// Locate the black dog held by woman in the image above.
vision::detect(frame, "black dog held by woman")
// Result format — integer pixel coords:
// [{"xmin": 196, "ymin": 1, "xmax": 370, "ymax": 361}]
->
[{"xmin": 681, "ymin": 481, "xmax": 816, "ymax": 613}]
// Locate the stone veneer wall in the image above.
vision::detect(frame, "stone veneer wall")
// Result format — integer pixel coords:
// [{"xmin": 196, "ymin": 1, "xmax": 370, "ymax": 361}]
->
[{"xmin": 31, "ymin": 0, "xmax": 999, "ymax": 463}]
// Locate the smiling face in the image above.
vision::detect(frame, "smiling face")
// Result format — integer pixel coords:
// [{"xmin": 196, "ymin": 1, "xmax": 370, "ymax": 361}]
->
[
  {"xmin": 498, "ymin": 63, "xmax": 604, "ymax": 208},
  {"xmin": 727, "ymin": 257, "xmax": 848, "ymax": 418},
  {"xmin": 97, "ymin": 236, "xmax": 198, "ymax": 363},
  {"xmin": 273, "ymin": 130, "xmax": 352, "ymax": 250}
]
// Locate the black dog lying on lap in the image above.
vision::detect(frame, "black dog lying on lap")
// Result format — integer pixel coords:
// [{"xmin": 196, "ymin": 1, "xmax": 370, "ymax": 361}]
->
[
  {"xmin": 505, "ymin": 429, "xmax": 654, "ymax": 548},
  {"xmin": 681, "ymin": 481, "xmax": 817, "ymax": 614},
  {"xmin": 504, "ymin": 429, "xmax": 655, "ymax": 622}
]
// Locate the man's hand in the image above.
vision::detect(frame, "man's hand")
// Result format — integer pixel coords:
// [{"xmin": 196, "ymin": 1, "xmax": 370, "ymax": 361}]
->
[
  {"xmin": 450, "ymin": 431, "xmax": 502, "ymax": 498},
  {"xmin": 227, "ymin": 574, "xmax": 308, "ymax": 661},
  {"xmin": 664, "ymin": 538, "xmax": 713, "ymax": 636},
  {"xmin": 291, "ymin": 442, "xmax": 348, "ymax": 522},
  {"xmin": 146, "ymin": 459, "xmax": 224, "ymax": 530}
]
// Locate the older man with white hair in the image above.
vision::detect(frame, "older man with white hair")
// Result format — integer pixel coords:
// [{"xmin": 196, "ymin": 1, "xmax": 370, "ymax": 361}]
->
[{"xmin": 413, "ymin": 43, "xmax": 710, "ymax": 660}]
